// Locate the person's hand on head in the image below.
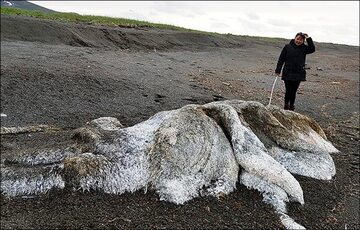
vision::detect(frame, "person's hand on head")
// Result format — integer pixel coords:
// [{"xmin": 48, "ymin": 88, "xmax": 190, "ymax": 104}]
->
[{"xmin": 303, "ymin": 33, "xmax": 309, "ymax": 39}]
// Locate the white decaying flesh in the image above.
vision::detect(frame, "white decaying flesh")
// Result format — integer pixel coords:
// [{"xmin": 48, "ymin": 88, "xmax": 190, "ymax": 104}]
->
[{"xmin": 0, "ymin": 100, "xmax": 338, "ymax": 229}]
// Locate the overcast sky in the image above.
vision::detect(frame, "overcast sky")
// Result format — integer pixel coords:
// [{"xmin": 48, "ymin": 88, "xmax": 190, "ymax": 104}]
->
[{"xmin": 30, "ymin": 1, "xmax": 359, "ymax": 46}]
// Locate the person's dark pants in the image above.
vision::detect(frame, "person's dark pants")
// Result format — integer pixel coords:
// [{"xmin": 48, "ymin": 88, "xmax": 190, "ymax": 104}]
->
[{"xmin": 284, "ymin": 80, "xmax": 301, "ymax": 110}]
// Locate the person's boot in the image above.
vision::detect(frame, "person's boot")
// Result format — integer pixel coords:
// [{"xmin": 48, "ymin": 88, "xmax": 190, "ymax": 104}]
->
[
  {"xmin": 284, "ymin": 104, "xmax": 290, "ymax": 110},
  {"xmin": 289, "ymin": 105, "xmax": 295, "ymax": 111}
]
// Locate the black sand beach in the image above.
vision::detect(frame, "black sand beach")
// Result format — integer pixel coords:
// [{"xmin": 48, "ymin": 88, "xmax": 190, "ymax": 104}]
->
[{"xmin": 1, "ymin": 14, "xmax": 359, "ymax": 229}]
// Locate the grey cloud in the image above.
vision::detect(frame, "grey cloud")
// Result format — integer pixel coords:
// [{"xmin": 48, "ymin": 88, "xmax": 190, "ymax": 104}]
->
[
  {"xmin": 235, "ymin": 16, "xmax": 293, "ymax": 37},
  {"xmin": 151, "ymin": 2, "xmax": 205, "ymax": 17},
  {"xmin": 125, "ymin": 9, "xmax": 149, "ymax": 21},
  {"xmin": 267, "ymin": 18, "xmax": 295, "ymax": 28},
  {"xmin": 246, "ymin": 12, "xmax": 259, "ymax": 21},
  {"xmin": 237, "ymin": 17, "xmax": 270, "ymax": 33},
  {"xmin": 149, "ymin": 11, "xmax": 159, "ymax": 17},
  {"xmin": 211, "ymin": 22, "xmax": 230, "ymax": 29}
]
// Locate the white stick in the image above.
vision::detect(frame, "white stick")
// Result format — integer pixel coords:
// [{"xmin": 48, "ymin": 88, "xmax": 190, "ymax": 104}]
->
[{"xmin": 268, "ymin": 76, "xmax": 278, "ymax": 106}]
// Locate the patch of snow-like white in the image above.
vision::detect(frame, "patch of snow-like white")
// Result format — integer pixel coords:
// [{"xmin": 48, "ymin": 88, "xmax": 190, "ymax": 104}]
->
[
  {"xmin": 204, "ymin": 103, "xmax": 304, "ymax": 204},
  {"xmin": 240, "ymin": 171, "xmax": 306, "ymax": 229},
  {"xmin": 157, "ymin": 173, "xmax": 208, "ymax": 204},
  {"xmin": 280, "ymin": 213, "xmax": 306, "ymax": 230},
  {"xmin": 2, "ymin": 147, "xmax": 80, "ymax": 166},
  {"xmin": 87, "ymin": 117, "xmax": 123, "ymax": 130},
  {"xmin": 1, "ymin": 164, "xmax": 64, "ymax": 196},
  {"xmin": 3, "ymin": 1, "xmax": 13, "ymax": 6},
  {"xmin": 72, "ymin": 111, "xmax": 176, "ymax": 194},
  {"xmin": 269, "ymin": 147, "xmax": 336, "ymax": 180},
  {"xmin": 296, "ymin": 129, "xmax": 339, "ymax": 153}
]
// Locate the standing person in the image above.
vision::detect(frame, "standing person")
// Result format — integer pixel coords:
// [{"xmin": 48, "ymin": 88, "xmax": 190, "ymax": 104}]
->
[{"xmin": 275, "ymin": 32, "xmax": 315, "ymax": 111}]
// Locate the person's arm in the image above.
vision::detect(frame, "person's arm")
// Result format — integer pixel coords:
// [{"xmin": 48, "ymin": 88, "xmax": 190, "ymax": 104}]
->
[
  {"xmin": 275, "ymin": 45, "xmax": 287, "ymax": 75},
  {"xmin": 305, "ymin": 36, "xmax": 315, "ymax": 54}
]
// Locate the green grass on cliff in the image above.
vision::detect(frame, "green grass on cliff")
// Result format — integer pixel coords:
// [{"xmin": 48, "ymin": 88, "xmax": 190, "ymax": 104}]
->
[
  {"xmin": 1, "ymin": 6, "xmax": 306, "ymax": 46},
  {"xmin": 0, "ymin": 7, "xmax": 199, "ymax": 32}
]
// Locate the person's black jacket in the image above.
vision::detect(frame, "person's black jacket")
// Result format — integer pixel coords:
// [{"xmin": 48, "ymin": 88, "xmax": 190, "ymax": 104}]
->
[{"xmin": 275, "ymin": 37, "xmax": 315, "ymax": 81}]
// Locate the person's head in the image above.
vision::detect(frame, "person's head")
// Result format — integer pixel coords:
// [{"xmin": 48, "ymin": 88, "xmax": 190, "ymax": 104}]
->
[{"xmin": 294, "ymin": 32, "xmax": 306, "ymax": 46}]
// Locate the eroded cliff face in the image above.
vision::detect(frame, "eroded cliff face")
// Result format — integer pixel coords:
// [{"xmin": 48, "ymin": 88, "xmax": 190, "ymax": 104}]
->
[{"xmin": 0, "ymin": 100, "xmax": 338, "ymax": 229}]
